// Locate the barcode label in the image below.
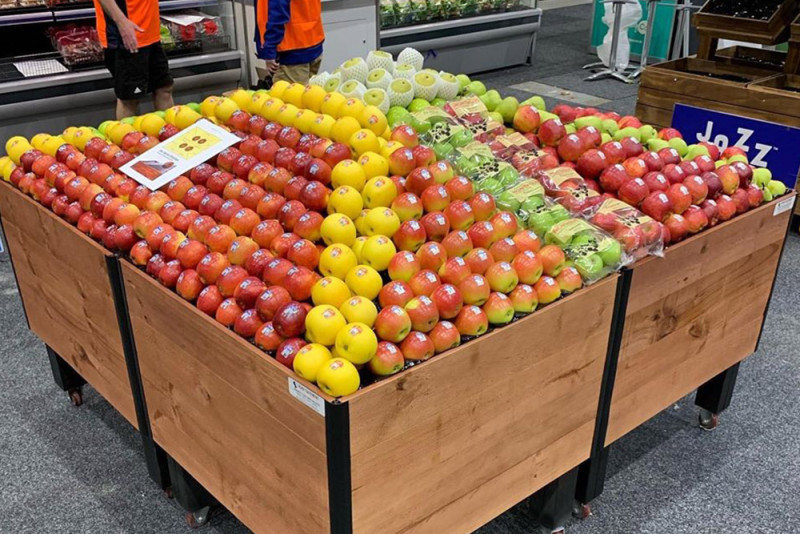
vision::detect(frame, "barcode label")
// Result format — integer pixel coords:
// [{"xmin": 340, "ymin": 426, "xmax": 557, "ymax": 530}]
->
[{"xmin": 288, "ymin": 377, "xmax": 325, "ymax": 417}]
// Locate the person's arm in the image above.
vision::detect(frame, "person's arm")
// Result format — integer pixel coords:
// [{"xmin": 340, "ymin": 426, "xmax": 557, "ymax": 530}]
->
[
  {"xmin": 261, "ymin": 0, "xmax": 290, "ymax": 72},
  {"xmin": 97, "ymin": 0, "xmax": 143, "ymax": 53}
]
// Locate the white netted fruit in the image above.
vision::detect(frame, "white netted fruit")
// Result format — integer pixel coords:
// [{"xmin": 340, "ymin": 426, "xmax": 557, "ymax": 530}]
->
[
  {"xmin": 339, "ymin": 80, "xmax": 367, "ymax": 99},
  {"xmin": 340, "ymin": 57, "xmax": 369, "ymax": 83},
  {"xmin": 367, "ymin": 50, "xmax": 395, "ymax": 74},
  {"xmin": 437, "ymin": 72, "xmax": 460, "ymax": 100},
  {"xmin": 387, "ymin": 79, "xmax": 414, "ymax": 108},
  {"xmin": 397, "ymin": 47, "xmax": 424, "ymax": 71},
  {"xmin": 323, "ymin": 72, "xmax": 342, "ymax": 92},
  {"xmin": 413, "ymin": 71, "xmax": 440, "ymax": 101},
  {"xmin": 363, "ymin": 88, "xmax": 390, "ymax": 114},
  {"xmin": 366, "ymin": 68, "xmax": 393, "ymax": 90},
  {"xmin": 309, "ymin": 71, "xmax": 331, "ymax": 88},
  {"xmin": 394, "ymin": 63, "xmax": 417, "ymax": 80}
]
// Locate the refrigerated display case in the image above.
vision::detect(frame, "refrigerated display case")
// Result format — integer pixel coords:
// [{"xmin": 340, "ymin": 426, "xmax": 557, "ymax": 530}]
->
[
  {"xmin": 0, "ymin": 0, "xmax": 243, "ymax": 140},
  {"xmin": 379, "ymin": 0, "xmax": 541, "ymax": 74}
]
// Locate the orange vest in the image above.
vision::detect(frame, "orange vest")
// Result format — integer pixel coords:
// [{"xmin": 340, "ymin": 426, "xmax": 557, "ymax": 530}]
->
[
  {"xmin": 94, "ymin": 0, "xmax": 161, "ymax": 49},
  {"xmin": 257, "ymin": 0, "xmax": 324, "ymax": 53}
]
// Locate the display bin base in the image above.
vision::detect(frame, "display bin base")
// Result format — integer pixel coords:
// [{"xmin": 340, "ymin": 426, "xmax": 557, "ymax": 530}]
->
[
  {"xmin": 380, "ymin": 9, "xmax": 541, "ymax": 75},
  {"xmin": 0, "ymin": 180, "xmax": 138, "ymax": 427},
  {"xmin": 121, "ymin": 257, "xmax": 618, "ymax": 534}
]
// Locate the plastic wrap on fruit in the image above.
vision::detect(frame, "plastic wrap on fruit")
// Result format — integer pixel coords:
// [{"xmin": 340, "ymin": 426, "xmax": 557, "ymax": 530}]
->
[
  {"xmin": 444, "ymin": 96, "xmax": 505, "ymax": 142},
  {"xmin": 589, "ymin": 198, "xmax": 664, "ymax": 260},
  {"xmin": 544, "ymin": 218, "xmax": 629, "ymax": 283},
  {"xmin": 535, "ymin": 166, "xmax": 603, "ymax": 216},
  {"xmin": 524, "ymin": 198, "xmax": 570, "ymax": 238},
  {"xmin": 495, "ymin": 178, "xmax": 546, "ymax": 218},
  {"xmin": 415, "ymin": 107, "xmax": 464, "ymax": 144}
]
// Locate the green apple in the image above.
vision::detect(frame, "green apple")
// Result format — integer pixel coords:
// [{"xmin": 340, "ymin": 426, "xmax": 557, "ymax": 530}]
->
[
  {"xmin": 497, "ymin": 166, "xmax": 519, "ymax": 186},
  {"xmin": 638, "ymin": 125, "xmax": 657, "ymax": 143},
  {"xmin": 613, "ymin": 126, "xmax": 641, "ymax": 142},
  {"xmin": 477, "ymin": 178, "xmax": 503, "ymax": 195},
  {"xmin": 575, "ymin": 116, "xmax": 602, "ymax": 131},
  {"xmin": 668, "ymin": 137, "xmax": 688, "ymax": 157},
  {"xmin": 715, "ymin": 159, "xmax": 726, "ymax": 169},
  {"xmin": 601, "ymin": 133, "xmax": 612, "ymax": 145},
  {"xmin": 522, "ymin": 95, "xmax": 546, "ymax": 111},
  {"xmin": 408, "ymin": 98, "xmax": 430, "ymax": 112},
  {"xmin": 433, "ymin": 142, "xmax": 454, "ymax": 161},
  {"xmin": 550, "ymin": 205, "xmax": 570, "ymax": 224},
  {"xmin": 496, "ymin": 96, "xmax": 519, "ymax": 124},
  {"xmin": 752, "ymin": 167, "xmax": 772, "ymax": 189},
  {"xmin": 565, "ymin": 124, "xmax": 577, "ymax": 135},
  {"xmin": 186, "ymin": 102, "xmax": 201, "ymax": 113},
  {"xmin": 762, "ymin": 187, "xmax": 774, "ymax": 202},
  {"xmin": 464, "ymin": 80, "xmax": 487, "ymax": 96},
  {"xmin": 685, "ymin": 144, "xmax": 709, "ymax": 160},
  {"xmin": 647, "ymin": 138, "xmax": 669, "ymax": 152},
  {"xmin": 601, "ymin": 119, "xmax": 619, "ymax": 135},
  {"xmin": 767, "ymin": 179, "xmax": 787, "ymax": 197},
  {"xmin": 479, "ymin": 89, "xmax": 502, "ymax": 111},
  {"xmin": 527, "ymin": 210, "xmax": 554, "ymax": 235},
  {"xmin": 597, "ymin": 238, "xmax": 622, "ymax": 266},
  {"xmin": 520, "ymin": 196, "xmax": 545, "ymax": 215},
  {"xmin": 431, "ymin": 97, "xmax": 446, "ymax": 108},
  {"xmin": 496, "ymin": 191, "xmax": 521, "ymax": 212},
  {"xmin": 98, "ymin": 120, "xmax": 113, "ymax": 135},
  {"xmin": 456, "ymin": 73, "xmax": 471, "ymax": 91},
  {"xmin": 121, "ymin": 116, "xmax": 135, "ymax": 125},
  {"xmin": 728, "ymin": 154, "xmax": 749, "ymax": 164},
  {"xmin": 408, "ymin": 116, "xmax": 430, "ymax": 134},
  {"xmin": 450, "ymin": 129, "xmax": 474, "ymax": 148},
  {"xmin": 386, "ymin": 106, "xmax": 411, "ymax": 127},
  {"xmin": 539, "ymin": 110, "xmax": 558, "ymax": 123},
  {"xmin": 154, "ymin": 110, "xmax": 166, "ymax": 118},
  {"xmin": 574, "ymin": 254, "xmax": 605, "ymax": 280},
  {"xmin": 488, "ymin": 111, "xmax": 504, "ymax": 125}
]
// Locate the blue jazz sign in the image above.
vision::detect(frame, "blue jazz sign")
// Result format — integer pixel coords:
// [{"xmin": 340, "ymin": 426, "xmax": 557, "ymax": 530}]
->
[{"xmin": 672, "ymin": 104, "xmax": 800, "ymax": 188}]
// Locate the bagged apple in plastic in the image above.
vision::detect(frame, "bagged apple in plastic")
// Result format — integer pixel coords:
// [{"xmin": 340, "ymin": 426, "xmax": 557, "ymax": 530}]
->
[
  {"xmin": 544, "ymin": 218, "xmax": 630, "ymax": 283},
  {"xmin": 444, "ymin": 96, "xmax": 505, "ymax": 142},
  {"xmin": 524, "ymin": 198, "xmax": 571, "ymax": 237},
  {"xmin": 451, "ymin": 141, "xmax": 519, "ymax": 195},
  {"xmin": 495, "ymin": 178, "xmax": 546, "ymax": 217},
  {"xmin": 589, "ymin": 198, "xmax": 665, "ymax": 260},
  {"xmin": 535, "ymin": 166, "xmax": 604, "ymax": 216}
]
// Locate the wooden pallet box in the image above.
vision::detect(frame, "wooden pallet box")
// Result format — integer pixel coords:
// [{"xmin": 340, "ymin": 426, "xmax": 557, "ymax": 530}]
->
[
  {"xmin": 0, "ymin": 181, "xmax": 138, "ymax": 428},
  {"xmin": 121, "ymin": 260, "xmax": 619, "ymax": 534},
  {"xmin": 605, "ymin": 193, "xmax": 796, "ymax": 446}
]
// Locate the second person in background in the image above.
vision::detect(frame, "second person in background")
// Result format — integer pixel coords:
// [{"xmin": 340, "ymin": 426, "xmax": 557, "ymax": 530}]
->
[{"xmin": 255, "ymin": 0, "xmax": 325, "ymax": 85}]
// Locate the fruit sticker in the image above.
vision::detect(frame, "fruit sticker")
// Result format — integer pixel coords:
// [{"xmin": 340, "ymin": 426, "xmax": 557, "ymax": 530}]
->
[{"xmin": 120, "ymin": 118, "xmax": 240, "ymax": 191}]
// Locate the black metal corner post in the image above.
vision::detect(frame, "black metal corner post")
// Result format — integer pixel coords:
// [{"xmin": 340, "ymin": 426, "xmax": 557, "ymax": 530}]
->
[
  {"xmin": 326, "ymin": 399, "xmax": 353, "ymax": 534},
  {"xmin": 46, "ymin": 345, "xmax": 86, "ymax": 392},
  {"xmin": 105, "ymin": 254, "xmax": 170, "ymax": 489},
  {"xmin": 575, "ymin": 267, "xmax": 633, "ymax": 506},
  {"xmin": 0, "ymin": 213, "xmax": 30, "ymax": 330}
]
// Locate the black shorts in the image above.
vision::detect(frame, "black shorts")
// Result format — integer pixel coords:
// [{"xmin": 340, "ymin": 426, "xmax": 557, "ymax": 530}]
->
[{"xmin": 104, "ymin": 43, "xmax": 173, "ymax": 101}]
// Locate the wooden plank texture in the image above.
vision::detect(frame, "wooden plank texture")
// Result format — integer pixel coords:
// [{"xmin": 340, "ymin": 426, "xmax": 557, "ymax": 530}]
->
[
  {"xmin": 606, "ymin": 195, "xmax": 795, "ymax": 446},
  {"xmin": 121, "ymin": 262, "xmax": 329, "ymax": 534},
  {"xmin": 348, "ymin": 275, "xmax": 618, "ymax": 534},
  {"xmin": 0, "ymin": 182, "xmax": 136, "ymax": 427}
]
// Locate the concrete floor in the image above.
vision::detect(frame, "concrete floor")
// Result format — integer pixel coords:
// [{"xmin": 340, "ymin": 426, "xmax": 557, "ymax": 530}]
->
[{"xmin": 2, "ymin": 4, "xmax": 800, "ymax": 534}]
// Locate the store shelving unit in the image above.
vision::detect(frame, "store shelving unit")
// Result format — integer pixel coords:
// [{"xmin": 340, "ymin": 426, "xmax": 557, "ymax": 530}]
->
[
  {"xmin": 0, "ymin": 0, "xmax": 243, "ymax": 140},
  {"xmin": 379, "ymin": 0, "xmax": 541, "ymax": 74}
]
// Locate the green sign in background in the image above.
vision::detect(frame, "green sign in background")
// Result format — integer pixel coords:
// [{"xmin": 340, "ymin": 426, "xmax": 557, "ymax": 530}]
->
[{"xmin": 590, "ymin": 0, "xmax": 676, "ymax": 61}]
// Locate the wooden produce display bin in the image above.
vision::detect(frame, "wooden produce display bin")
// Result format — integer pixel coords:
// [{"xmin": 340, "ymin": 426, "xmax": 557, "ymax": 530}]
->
[
  {"xmin": 635, "ymin": 56, "xmax": 793, "ymax": 129},
  {"xmin": 0, "ymin": 180, "xmax": 138, "ymax": 428},
  {"xmin": 605, "ymin": 193, "xmax": 797, "ymax": 446},
  {"xmin": 121, "ymin": 259, "xmax": 620, "ymax": 534}
]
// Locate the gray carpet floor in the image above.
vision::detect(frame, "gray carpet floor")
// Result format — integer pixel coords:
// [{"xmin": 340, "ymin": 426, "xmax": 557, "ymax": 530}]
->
[{"xmin": 2, "ymin": 4, "xmax": 800, "ymax": 533}]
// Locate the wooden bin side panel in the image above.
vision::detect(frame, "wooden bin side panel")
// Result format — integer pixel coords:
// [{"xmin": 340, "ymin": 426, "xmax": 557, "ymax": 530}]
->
[
  {"xmin": 0, "ymin": 183, "xmax": 136, "ymax": 427},
  {"xmin": 348, "ymin": 276, "xmax": 618, "ymax": 534},
  {"xmin": 606, "ymin": 197, "xmax": 794, "ymax": 446},
  {"xmin": 121, "ymin": 262, "xmax": 329, "ymax": 534}
]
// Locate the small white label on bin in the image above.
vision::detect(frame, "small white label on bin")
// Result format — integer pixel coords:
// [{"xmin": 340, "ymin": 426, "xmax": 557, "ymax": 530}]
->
[
  {"xmin": 773, "ymin": 197, "xmax": 795, "ymax": 217},
  {"xmin": 288, "ymin": 377, "xmax": 325, "ymax": 417}
]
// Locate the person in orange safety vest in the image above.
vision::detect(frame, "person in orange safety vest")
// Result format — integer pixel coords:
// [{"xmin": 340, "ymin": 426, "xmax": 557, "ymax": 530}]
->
[{"xmin": 255, "ymin": 0, "xmax": 325, "ymax": 85}]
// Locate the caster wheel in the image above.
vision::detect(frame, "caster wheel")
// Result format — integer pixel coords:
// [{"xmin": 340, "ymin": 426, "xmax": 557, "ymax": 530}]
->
[
  {"xmin": 573, "ymin": 502, "xmax": 591, "ymax": 519},
  {"xmin": 185, "ymin": 506, "xmax": 211, "ymax": 528},
  {"xmin": 68, "ymin": 388, "xmax": 83, "ymax": 407},
  {"xmin": 699, "ymin": 409, "xmax": 719, "ymax": 431},
  {"xmin": 164, "ymin": 487, "xmax": 173, "ymax": 499}
]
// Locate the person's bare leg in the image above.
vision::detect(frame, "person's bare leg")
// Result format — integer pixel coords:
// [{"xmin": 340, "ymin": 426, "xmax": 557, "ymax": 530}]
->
[
  {"xmin": 154, "ymin": 84, "xmax": 174, "ymax": 111},
  {"xmin": 117, "ymin": 99, "xmax": 139, "ymax": 120}
]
